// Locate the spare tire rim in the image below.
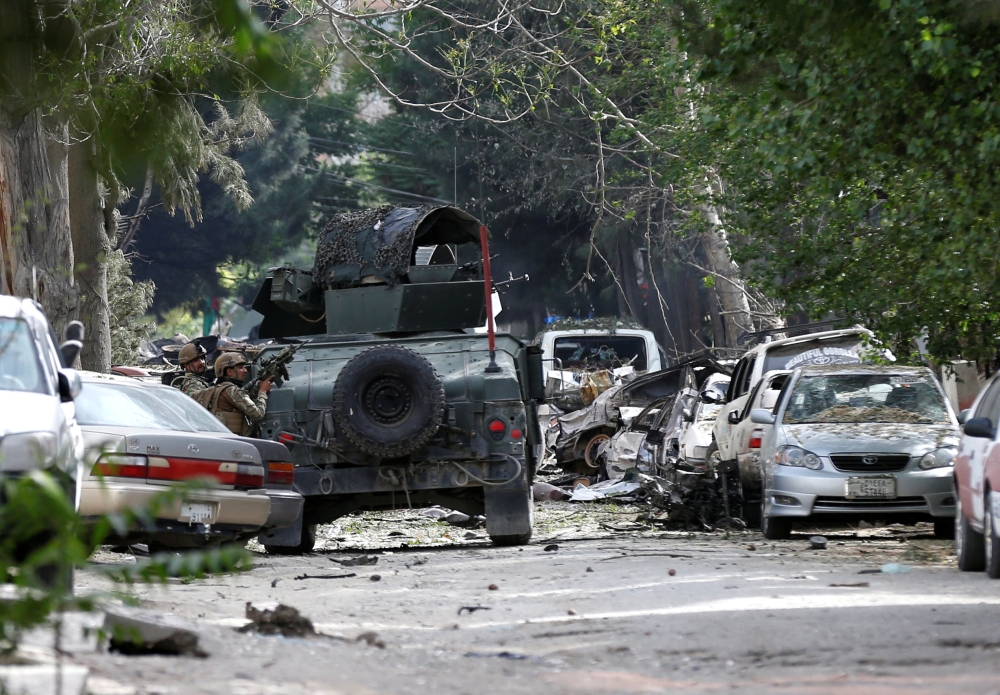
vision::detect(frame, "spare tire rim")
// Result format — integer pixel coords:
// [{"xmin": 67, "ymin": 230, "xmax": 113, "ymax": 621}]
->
[{"xmin": 364, "ymin": 375, "xmax": 413, "ymax": 425}]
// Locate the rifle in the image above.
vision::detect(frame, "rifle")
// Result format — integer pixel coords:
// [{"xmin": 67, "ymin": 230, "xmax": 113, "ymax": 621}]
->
[{"xmin": 244, "ymin": 340, "xmax": 308, "ymax": 397}]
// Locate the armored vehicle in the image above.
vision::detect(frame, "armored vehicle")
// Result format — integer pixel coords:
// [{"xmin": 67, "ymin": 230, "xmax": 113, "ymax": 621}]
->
[{"xmin": 250, "ymin": 205, "xmax": 543, "ymax": 552}]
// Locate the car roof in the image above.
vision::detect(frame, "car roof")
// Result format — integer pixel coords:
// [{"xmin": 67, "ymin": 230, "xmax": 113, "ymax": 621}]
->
[
  {"xmin": 0, "ymin": 295, "xmax": 47, "ymax": 323},
  {"xmin": 744, "ymin": 327, "xmax": 871, "ymax": 356}
]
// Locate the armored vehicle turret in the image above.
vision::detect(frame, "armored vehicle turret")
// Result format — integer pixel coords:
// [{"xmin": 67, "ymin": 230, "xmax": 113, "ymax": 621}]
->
[{"xmin": 251, "ymin": 205, "xmax": 543, "ymax": 551}]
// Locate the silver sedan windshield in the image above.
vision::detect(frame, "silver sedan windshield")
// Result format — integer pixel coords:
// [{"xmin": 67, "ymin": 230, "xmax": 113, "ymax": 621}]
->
[
  {"xmin": 783, "ymin": 373, "xmax": 949, "ymax": 425},
  {"xmin": 75, "ymin": 381, "xmax": 232, "ymax": 433}
]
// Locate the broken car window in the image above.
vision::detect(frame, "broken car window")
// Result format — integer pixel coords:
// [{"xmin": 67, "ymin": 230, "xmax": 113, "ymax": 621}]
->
[
  {"xmin": 783, "ymin": 374, "xmax": 949, "ymax": 424},
  {"xmin": 553, "ymin": 336, "xmax": 647, "ymax": 371}
]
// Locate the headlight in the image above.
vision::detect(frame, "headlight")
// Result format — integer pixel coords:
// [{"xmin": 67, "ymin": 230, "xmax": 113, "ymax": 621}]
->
[
  {"xmin": 0, "ymin": 432, "xmax": 59, "ymax": 471},
  {"xmin": 774, "ymin": 445, "xmax": 823, "ymax": 470},
  {"xmin": 919, "ymin": 447, "xmax": 957, "ymax": 470}
]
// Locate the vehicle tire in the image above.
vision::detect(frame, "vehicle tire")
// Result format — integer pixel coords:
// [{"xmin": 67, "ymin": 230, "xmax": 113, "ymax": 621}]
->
[
  {"xmin": 333, "ymin": 345, "xmax": 445, "ymax": 458},
  {"xmin": 486, "ymin": 483, "xmax": 533, "ymax": 547},
  {"xmin": 264, "ymin": 523, "xmax": 317, "ymax": 555},
  {"xmin": 933, "ymin": 516, "xmax": 955, "ymax": 540},
  {"xmin": 985, "ymin": 491, "xmax": 1000, "ymax": 578},
  {"xmin": 742, "ymin": 496, "xmax": 762, "ymax": 529},
  {"xmin": 955, "ymin": 492, "xmax": 985, "ymax": 572},
  {"xmin": 760, "ymin": 494, "xmax": 792, "ymax": 540}
]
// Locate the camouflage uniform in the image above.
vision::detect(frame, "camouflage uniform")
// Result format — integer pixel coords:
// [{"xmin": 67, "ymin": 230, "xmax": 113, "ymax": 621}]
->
[
  {"xmin": 171, "ymin": 372, "xmax": 211, "ymax": 396},
  {"xmin": 207, "ymin": 380, "xmax": 269, "ymax": 436}
]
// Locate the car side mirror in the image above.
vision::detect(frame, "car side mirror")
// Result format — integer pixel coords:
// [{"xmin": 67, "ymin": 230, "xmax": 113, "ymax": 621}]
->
[
  {"xmin": 958, "ymin": 409, "xmax": 970, "ymax": 425},
  {"xmin": 750, "ymin": 408, "xmax": 776, "ymax": 425},
  {"xmin": 964, "ymin": 417, "xmax": 995, "ymax": 439},
  {"xmin": 727, "ymin": 410, "xmax": 740, "ymax": 425},
  {"xmin": 59, "ymin": 339, "xmax": 83, "ymax": 368},
  {"xmin": 58, "ymin": 368, "xmax": 82, "ymax": 402}
]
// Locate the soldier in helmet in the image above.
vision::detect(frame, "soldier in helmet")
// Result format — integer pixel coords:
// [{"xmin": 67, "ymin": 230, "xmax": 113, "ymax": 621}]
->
[
  {"xmin": 171, "ymin": 342, "xmax": 211, "ymax": 395},
  {"xmin": 204, "ymin": 352, "xmax": 273, "ymax": 436}
]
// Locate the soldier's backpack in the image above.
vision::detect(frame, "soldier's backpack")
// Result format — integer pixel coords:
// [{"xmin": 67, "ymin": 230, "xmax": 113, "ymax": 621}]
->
[{"xmin": 190, "ymin": 385, "xmax": 219, "ymax": 409}]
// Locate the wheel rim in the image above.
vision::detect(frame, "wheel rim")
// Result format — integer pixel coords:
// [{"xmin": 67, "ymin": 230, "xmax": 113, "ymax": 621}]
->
[
  {"xmin": 584, "ymin": 434, "xmax": 610, "ymax": 468},
  {"xmin": 363, "ymin": 376, "xmax": 413, "ymax": 425}
]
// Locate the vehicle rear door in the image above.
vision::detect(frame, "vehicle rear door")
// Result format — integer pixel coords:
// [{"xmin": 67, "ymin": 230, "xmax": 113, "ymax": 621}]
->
[
  {"xmin": 959, "ymin": 378, "xmax": 1000, "ymax": 526},
  {"xmin": 716, "ymin": 354, "xmax": 756, "ymax": 460}
]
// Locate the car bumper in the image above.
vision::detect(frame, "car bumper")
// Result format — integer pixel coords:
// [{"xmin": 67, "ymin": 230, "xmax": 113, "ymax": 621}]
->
[
  {"xmin": 764, "ymin": 465, "xmax": 956, "ymax": 518},
  {"xmin": 261, "ymin": 489, "xmax": 305, "ymax": 530},
  {"xmin": 78, "ymin": 480, "xmax": 271, "ymax": 529}
]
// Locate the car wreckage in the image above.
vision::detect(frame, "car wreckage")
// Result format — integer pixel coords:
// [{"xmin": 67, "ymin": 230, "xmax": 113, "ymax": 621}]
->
[
  {"xmin": 247, "ymin": 205, "xmax": 544, "ymax": 552},
  {"xmin": 552, "ymin": 356, "xmax": 742, "ymax": 527}
]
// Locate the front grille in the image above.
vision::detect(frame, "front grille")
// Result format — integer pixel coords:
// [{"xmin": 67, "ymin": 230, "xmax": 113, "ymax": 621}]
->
[
  {"xmin": 830, "ymin": 454, "xmax": 911, "ymax": 472},
  {"xmin": 813, "ymin": 496, "xmax": 928, "ymax": 510}
]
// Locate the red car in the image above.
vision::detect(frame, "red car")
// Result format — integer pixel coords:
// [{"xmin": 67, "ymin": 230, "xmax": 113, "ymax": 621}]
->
[{"xmin": 954, "ymin": 375, "xmax": 1000, "ymax": 575}]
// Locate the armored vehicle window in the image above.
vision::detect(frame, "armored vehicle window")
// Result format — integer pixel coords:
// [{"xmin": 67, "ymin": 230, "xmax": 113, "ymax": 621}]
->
[
  {"xmin": 0, "ymin": 318, "xmax": 47, "ymax": 394},
  {"xmin": 553, "ymin": 336, "xmax": 647, "ymax": 371}
]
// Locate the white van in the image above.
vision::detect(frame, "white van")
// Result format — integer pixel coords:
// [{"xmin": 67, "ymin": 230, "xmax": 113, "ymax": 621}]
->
[
  {"xmin": 713, "ymin": 327, "xmax": 875, "ymax": 466},
  {"xmin": 0, "ymin": 296, "xmax": 84, "ymax": 498},
  {"xmin": 537, "ymin": 328, "xmax": 668, "ymax": 411}
]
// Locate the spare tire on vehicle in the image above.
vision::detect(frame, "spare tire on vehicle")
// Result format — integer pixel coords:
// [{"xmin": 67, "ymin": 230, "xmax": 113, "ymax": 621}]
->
[{"xmin": 332, "ymin": 345, "xmax": 445, "ymax": 458}]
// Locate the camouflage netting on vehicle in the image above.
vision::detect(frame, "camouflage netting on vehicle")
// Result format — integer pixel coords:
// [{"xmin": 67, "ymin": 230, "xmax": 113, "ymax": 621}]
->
[{"xmin": 313, "ymin": 205, "xmax": 483, "ymax": 289}]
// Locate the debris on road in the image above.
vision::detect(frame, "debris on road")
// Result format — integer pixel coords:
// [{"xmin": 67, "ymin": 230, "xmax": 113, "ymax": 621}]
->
[
  {"xmin": 356, "ymin": 632, "xmax": 386, "ymax": 649},
  {"xmin": 544, "ymin": 544, "xmax": 559, "ymax": 552},
  {"xmin": 294, "ymin": 573, "xmax": 356, "ymax": 580},
  {"xmin": 330, "ymin": 555, "xmax": 378, "ymax": 567},
  {"xmin": 532, "ymin": 481, "xmax": 571, "ymax": 501},
  {"xmin": 239, "ymin": 603, "xmax": 315, "ymax": 637},
  {"xmin": 488, "ymin": 584, "xmax": 499, "ymax": 590},
  {"xmin": 370, "ymin": 574, "xmax": 382, "ymax": 581},
  {"xmin": 668, "ymin": 569, "xmax": 676, "ymax": 576},
  {"xmin": 830, "ymin": 582, "xmax": 870, "ymax": 588},
  {"xmin": 810, "ymin": 536, "xmax": 828, "ymax": 550},
  {"xmin": 880, "ymin": 562, "xmax": 913, "ymax": 574},
  {"xmin": 458, "ymin": 605, "xmax": 492, "ymax": 615},
  {"xmin": 104, "ymin": 607, "xmax": 207, "ymax": 657}
]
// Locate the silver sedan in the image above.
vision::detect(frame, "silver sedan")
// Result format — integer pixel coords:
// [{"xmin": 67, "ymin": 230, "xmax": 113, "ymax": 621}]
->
[{"xmin": 750, "ymin": 364, "xmax": 959, "ymax": 539}]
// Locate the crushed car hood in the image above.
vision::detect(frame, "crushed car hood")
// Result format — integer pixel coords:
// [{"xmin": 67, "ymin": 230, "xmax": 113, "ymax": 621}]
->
[{"xmin": 782, "ymin": 422, "xmax": 960, "ymax": 456}]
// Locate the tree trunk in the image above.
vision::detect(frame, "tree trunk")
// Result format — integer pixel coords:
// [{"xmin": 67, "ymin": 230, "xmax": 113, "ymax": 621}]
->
[
  {"xmin": 0, "ymin": 1, "xmax": 77, "ymax": 337},
  {"xmin": 700, "ymin": 176, "xmax": 753, "ymax": 347},
  {"xmin": 68, "ymin": 142, "xmax": 112, "ymax": 372}
]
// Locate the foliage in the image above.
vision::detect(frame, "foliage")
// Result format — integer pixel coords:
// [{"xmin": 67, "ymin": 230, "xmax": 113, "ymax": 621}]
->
[
  {"xmin": 108, "ymin": 251, "xmax": 156, "ymax": 365},
  {"xmin": 667, "ymin": 0, "xmax": 1000, "ymax": 363},
  {"xmin": 0, "ymin": 470, "xmax": 250, "ymax": 653}
]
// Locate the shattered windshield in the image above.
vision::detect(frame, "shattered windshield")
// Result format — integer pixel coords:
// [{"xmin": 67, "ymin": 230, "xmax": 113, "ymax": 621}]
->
[
  {"xmin": 553, "ymin": 336, "xmax": 647, "ymax": 371},
  {"xmin": 783, "ymin": 374, "xmax": 949, "ymax": 424}
]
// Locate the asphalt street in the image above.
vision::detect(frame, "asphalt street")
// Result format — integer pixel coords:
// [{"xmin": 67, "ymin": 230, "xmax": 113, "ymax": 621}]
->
[{"xmin": 72, "ymin": 517, "xmax": 1000, "ymax": 695}]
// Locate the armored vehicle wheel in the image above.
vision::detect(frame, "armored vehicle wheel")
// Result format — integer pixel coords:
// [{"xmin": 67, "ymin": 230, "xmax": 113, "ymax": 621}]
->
[{"xmin": 333, "ymin": 345, "xmax": 445, "ymax": 458}]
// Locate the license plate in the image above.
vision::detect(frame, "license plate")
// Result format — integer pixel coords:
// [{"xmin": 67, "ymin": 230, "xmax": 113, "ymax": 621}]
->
[
  {"xmin": 845, "ymin": 476, "xmax": 896, "ymax": 499},
  {"xmin": 179, "ymin": 502, "xmax": 216, "ymax": 523}
]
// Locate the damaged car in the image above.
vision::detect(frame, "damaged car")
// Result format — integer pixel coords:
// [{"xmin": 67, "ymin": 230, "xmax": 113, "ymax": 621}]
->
[
  {"xmin": 752, "ymin": 364, "xmax": 959, "ymax": 540},
  {"xmin": 554, "ymin": 356, "xmax": 727, "ymax": 473}
]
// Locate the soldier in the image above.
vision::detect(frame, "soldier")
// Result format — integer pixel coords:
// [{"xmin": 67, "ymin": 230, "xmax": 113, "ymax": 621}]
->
[
  {"xmin": 170, "ymin": 342, "xmax": 211, "ymax": 395},
  {"xmin": 205, "ymin": 352, "xmax": 273, "ymax": 436}
]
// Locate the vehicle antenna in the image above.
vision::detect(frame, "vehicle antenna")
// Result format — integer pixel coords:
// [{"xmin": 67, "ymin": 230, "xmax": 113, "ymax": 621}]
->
[{"xmin": 480, "ymin": 225, "xmax": 500, "ymax": 374}]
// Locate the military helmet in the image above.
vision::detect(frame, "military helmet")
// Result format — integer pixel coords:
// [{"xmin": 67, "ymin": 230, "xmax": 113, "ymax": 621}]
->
[
  {"xmin": 177, "ymin": 342, "xmax": 207, "ymax": 366},
  {"xmin": 215, "ymin": 351, "xmax": 248, "ymax": 375}
]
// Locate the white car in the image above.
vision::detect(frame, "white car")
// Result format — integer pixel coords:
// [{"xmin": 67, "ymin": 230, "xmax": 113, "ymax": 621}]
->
[
  {"xmin": 714, "ymin": 327, "xmax": 874, "ymax": 465},
  {"xmin": 0, "ymin": 296, "xmax": 83, "ymax": 498}
]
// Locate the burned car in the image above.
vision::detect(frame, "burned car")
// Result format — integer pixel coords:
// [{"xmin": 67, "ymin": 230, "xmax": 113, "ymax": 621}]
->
[{"xmin": 248, "ymin": 205, "xmax": 543, "ymax": 551}]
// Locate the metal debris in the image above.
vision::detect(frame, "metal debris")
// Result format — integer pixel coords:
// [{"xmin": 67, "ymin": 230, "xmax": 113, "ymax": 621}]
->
[
  {"xmin": 239, "ymin": 603, "xmax": 315, "ymax": 637},
  {"xmin": 330, "ymin": 555, "xmax": 378, "ymax": 567}
]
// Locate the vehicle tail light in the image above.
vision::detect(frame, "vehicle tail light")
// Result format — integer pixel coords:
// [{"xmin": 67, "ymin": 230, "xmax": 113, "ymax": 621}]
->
[
  {"xmin": 234, "ymin": 463, "xmax": 266, "ymax": 489},
  {"xmin": 511, "ymin": 429, "xmax": 522, "ymax": 440},
  {"xmin": 267, "ymin": 462, "xmax": 295, "ymax": 486},
  {"xmin": 93, "ymin": 454, "xmax": 147, "ymax": 479},
  {"xmin": 749, "ymin": 429, "xmax": 763, "ymax": 450},
  {"xmin": 488, "ymin": 419, "xmax": 506, "ymax": 441},
  {"xmin": 145, "ymin": 457, "xmax": 264, "ymax": 488},
  {"xmin": 277, "ymin": 432, "xmax": 296, "ymax": 446}
]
